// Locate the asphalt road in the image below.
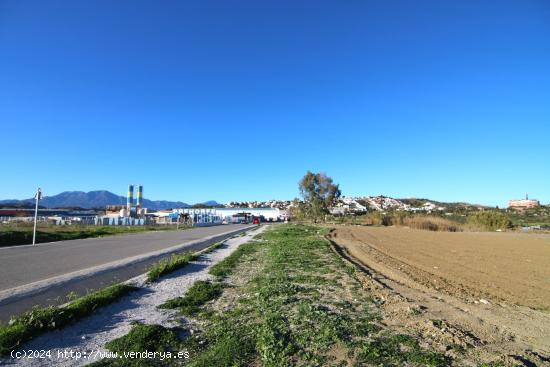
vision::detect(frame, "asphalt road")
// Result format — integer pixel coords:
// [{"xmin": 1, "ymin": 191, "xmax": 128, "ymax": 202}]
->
[{"xmin": 0, "ymin": 224, "xmax": 251, "ymax": 292}]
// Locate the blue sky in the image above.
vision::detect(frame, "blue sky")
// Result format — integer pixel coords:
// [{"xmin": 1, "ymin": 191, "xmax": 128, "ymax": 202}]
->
[{"xmin": 1, "ymin": 0, "xmax": 549, "ymax": 206}]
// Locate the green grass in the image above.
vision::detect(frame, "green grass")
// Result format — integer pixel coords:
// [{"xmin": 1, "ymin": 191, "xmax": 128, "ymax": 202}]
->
[
  {"xmin": 208, "ymin": 241, "xmax": 259, "ymax": 279},
  {"xmin": 0, "ymin": 284, "xmax": 137, "ymax": 355},
  {"xmin": 146, "ymin": 252, "xmax": 198, "ymax": 282},
  {"xmin": 0, "ymin": 224, "xmax": 185, "ymax": 247},
  {"xmin": 201, "ymin": 241, "xmax": 224, "ymax": 254},
  {"xmin": 160, "ymin": 280, "xmax": 223, "ymax": 316},
  {"xmin": 90, "ymin": 323, "xmax": 185, "ymax": 366},
  {"xmin": 355, "ymin": 333, "xmax": 448, "ymax": 366},
  {"xmin": 105, "ymin": 323, "xmax": 181, "ymax": 353},
  {"xmin": 183, "ymin": 317, "xmax": 256, "ymax": 367}
]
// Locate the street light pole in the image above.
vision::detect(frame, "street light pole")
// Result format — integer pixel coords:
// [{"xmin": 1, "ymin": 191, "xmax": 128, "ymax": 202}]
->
[{"xmin": 32, "ymin": 187, "xmax": 42, "ymax": 246}]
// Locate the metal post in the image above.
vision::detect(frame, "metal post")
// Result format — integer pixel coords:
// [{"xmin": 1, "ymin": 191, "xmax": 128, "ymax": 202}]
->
[{"xmin": 32, "ymin": 188, "xmax": 41, "ymax": 246}]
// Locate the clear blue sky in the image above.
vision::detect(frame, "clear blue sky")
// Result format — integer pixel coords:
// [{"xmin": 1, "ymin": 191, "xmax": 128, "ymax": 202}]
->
[{"xmin": 1, "ymin": 1, "xmax": 549, "ymax": 206}]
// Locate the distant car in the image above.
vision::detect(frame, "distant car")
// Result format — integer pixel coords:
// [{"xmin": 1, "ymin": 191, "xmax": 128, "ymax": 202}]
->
[{"xmin": 252, "ymin": 217, "xmax": 260, "ymax": 225}]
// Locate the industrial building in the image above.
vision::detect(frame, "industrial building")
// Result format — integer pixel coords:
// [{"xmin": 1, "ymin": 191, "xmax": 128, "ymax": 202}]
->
[
  {"xmin": 174, "ymin": 207, "xmax": 288, "ymax": 224},
  {"xmin": 92, "ymin": 184, "xmax": 152, "ymax": 225}
]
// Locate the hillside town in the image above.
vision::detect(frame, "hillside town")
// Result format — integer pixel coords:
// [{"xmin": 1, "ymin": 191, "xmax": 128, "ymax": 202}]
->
[{"xmin": 228, "ymin": 196, "xmax": 451, "ymax": 215}]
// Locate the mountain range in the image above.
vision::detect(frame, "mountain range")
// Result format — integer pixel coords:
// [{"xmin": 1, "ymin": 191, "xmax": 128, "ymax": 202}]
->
[{"xmin": 0, "ymin": 191, "xmax": 221, "ymax": 210}]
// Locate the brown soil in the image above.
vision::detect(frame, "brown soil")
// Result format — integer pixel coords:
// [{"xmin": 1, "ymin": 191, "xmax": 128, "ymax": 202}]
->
[{"xmin": 329, "ymin": 225, "xmax": 550, "ymax": 366}]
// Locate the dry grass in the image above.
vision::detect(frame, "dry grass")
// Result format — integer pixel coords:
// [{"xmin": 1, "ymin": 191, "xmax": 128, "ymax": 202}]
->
[
  {"xmin": 349, "ymin": 214, "xmax": 463, "ymax": 232},
  {"xmin": 398, "ymin": 216, "xmax": 462, "ymax": 232}
]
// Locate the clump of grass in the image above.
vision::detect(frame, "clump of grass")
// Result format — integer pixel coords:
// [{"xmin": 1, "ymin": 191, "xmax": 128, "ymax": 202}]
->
[
  {"xmin": 0, "ymin": 284, "xmax": 136, "ymax": 355},
  {"xmin": 184, "ymin": 317, "xmax": 256, "ymax": 367},
  {"xmin": 208, "ymin": 241, "xmax": 259, "ymax": 279},
  {"xmin": 160, "ymin": 281, "xmax": 223, "ymax": 316},
  {"xmin": 147, "ymin": 252, "xmax": 197, "ymax": 282},
  {"xmin": 105, "ymin": 323, "xmax": 181, "ymax": 353},
  {"xmin": 355, "ymin": 333, "xmax": 449, "ymax": 366},
  {"xmin": 202, "ymin": 241, "xmax": 224, "ymax": 254}
]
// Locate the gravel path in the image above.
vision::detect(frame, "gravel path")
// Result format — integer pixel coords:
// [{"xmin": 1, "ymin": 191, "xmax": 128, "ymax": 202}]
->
[{"xmin": 3, "ymin": 226, "xmax": 266, "ymax": 366}]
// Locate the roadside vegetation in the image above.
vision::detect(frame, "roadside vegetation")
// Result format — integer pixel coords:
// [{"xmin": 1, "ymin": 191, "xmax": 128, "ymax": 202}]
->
[
  {"xmin": 160, "ymin": 280, "xmax": 222, "ymax": 316},
  {"xmin": 0, "ymin": 223, "xmax": 188, "ymax": 247},
  {"xmin": 146, "ymin": 240, "xmax": 227, "ymax": 282},
  {"xmin": 103, "ymin": 225, "xmax": 451, "ymax": 366},
  {"xmin": 147, "ymin": 252, "xmax": 198, "ymax": 282},
  {"xmin": 0, "ymin": 284, "xmax": 137, "ymax": 355},
  {"xmin": 90, "ymin": 323, "xmax": 186, "ymax": 366},
  {"xmin": 105, "ymin": 323, "xmax": 181, "ymax": 354}
]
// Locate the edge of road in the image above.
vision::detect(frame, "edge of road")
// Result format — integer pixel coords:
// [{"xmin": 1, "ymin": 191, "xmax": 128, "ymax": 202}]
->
[
  {"xmin": 0, "ymin": 227, "xmax": 188, "ymax": 250},
  {"xmin": 0, "ymin": 225, "xmax": 255, "ymax": 313}
]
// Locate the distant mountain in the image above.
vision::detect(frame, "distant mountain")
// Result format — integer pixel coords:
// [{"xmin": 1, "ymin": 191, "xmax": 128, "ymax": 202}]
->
[
  {"xmin": 0, "ymin": 190, "xmax": 191, "ymax": 210},
  {"xmin": 201, "ymin": 200, "xmax": 222, "ymax": 207}
]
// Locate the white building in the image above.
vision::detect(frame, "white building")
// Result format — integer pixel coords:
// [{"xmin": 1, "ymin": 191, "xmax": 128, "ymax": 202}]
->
[{"xmin": 174, "ymin": 207, "xmax": 287, "ymax": 223}]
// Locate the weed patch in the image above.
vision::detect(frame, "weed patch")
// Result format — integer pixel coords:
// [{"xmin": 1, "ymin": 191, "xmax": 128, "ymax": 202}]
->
[
  {"xmin": 105, "ymin": 323, "xmax": 180, "ymax": 353},
  {"xmin": 147, "ymin": 252, "xmax": 197, "ymax": 282},
  {"xmin": 355, "ymin": 334, "xmax": 449, "ymax": 366},
  {"xmin": 208, "ymin": 241, "xmax": 260, "ymax": 279},
  {"xmin": 160, "ymin": 281, "xmax": 223, "ymax": 316}
]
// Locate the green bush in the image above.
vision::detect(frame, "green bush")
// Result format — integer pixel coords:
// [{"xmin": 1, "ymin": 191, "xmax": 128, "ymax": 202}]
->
[{"xmin": 468, "ymin": 211, "xmax": 513, "ymax": 231}]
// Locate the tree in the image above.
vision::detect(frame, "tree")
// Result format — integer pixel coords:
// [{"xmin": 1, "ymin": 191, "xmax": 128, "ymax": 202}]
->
[
  {"xmin": 298, "ymin": 171, "xmax": 341, "ymax": 222},
  {"xmin": 288, "ymin": 198, "xmax": 307, "ymax": 221}
]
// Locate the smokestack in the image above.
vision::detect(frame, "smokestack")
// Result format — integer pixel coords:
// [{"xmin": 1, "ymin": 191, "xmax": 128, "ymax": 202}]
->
[
  {"xmin": 127, "ymin": 184, "xmax": 134, "ymax": 212},
  {"xmin": 137, "ymin": 185, "xmax": 143, "ymax": 209}
]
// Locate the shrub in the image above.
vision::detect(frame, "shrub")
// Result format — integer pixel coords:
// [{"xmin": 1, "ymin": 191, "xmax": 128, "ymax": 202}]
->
[{"xmin": 468, "ymin": 211, "xmax": 513, "ymax": 231}]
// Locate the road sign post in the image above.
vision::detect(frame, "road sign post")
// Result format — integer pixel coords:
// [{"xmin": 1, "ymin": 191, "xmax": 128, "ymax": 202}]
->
[{"xmin": 32, "ymin": 188, "xmax": 42, "ymax": 246}]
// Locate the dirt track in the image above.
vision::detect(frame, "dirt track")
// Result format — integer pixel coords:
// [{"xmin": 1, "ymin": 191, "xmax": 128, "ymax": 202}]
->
[{"xmin": 329, "ymin": 225, "xmax": 550, "ymax": 365}]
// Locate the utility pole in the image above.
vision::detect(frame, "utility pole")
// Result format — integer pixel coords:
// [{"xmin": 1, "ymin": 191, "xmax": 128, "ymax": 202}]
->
[{"xmin": 32, "ymin": 188, "xmax": 42, "ymax": 246}]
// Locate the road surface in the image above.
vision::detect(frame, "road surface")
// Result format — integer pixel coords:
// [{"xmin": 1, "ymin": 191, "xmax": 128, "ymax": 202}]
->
[{"xmin": 0, "ymin": 224, "xmax": 253, "ymax": 320}]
